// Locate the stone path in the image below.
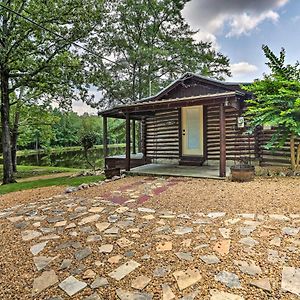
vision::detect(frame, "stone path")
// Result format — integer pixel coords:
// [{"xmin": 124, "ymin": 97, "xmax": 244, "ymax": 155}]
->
[{"xmin": 0, "ymin": 177, "xmax": 300, "ymax": 299}]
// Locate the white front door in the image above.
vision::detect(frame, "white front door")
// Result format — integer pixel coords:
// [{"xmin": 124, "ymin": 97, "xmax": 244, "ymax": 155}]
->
[{"xmin": 181, "ymin": 106, "xmax": 204, "ymax": 156}]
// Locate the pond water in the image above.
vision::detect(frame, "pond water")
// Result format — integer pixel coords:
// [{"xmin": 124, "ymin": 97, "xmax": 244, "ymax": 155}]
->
[{"xmin": 15, "ymin": 146, "xmax": 125, "ymax": 169}]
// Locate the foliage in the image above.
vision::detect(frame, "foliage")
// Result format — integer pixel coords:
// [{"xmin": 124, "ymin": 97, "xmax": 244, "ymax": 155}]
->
[
  {"xmin": 244, "ymin": 45, "xmax": 300, "ymax": 169},
  {"xmin": 88, "ymin": 0, "xmax": 231, "ymax": 110}
]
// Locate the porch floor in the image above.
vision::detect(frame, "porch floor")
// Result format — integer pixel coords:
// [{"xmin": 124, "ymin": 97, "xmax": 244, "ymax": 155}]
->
[{"xmin": 127, "ymin": 163, "xmax": 230, "ymax": 179}]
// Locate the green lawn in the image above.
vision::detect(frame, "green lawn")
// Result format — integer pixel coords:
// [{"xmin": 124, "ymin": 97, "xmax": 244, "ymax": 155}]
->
[
  {"xmin": 0, "ymin": 165, "xmax": 81, "ymax": 180},
  {"xmin": 0, "ymin": 175, "xmax": 105, "ymax": 195}
]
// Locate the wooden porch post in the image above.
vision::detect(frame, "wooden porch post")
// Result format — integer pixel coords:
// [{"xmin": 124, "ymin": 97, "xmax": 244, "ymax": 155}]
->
[
  {"xmin": 141, "ymin": 117, "xmax": 147, "ymax": 159},
  {"xmin": 132, "ymin": 120, "xmax": 136, "ymax": 154},
  {"xmin": 219, "ymin": 103, "xmax": 226, "ymax": 177},
  {"xmin": 103, "ymin": 116, "xmax": 108, "ymax": 158},
  {"xmin": 125, "ymin": 113, "xmax": 131, "ymax": 171}
]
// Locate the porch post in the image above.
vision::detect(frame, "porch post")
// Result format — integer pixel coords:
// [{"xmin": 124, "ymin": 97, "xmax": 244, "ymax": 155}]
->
[
  {"xmin": 132, "ymin": 120, "xmax": 136, "ymax": 154},
  {"xmin": 219, "ymin": 103, "xmax": 226, "ymax": 177},
  {"xmin": 125, "ymin": 112, "xmax": 131, "ymax": 171},
  {"xmin": 103, "ymin": 116, "xmax": 108, "ymax": 158}
]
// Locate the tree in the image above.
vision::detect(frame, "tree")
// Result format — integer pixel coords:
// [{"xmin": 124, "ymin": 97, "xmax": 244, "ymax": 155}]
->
[
  {"xmin": 0, "ymin": 0, "xmax": 104, "ymax": 183},
  {"xmin": 244, "ymin": 45, "xmax": 300, "ymax": 170},
  {"xmin": 88, "ymin": 0, "xmax": 231, "ymax": 110}
]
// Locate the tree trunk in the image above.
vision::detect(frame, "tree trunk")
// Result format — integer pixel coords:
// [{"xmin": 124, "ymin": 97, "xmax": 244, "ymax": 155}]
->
[
  {"xmin": 290, "ymin": 135, "xmax": 296, "ymax": 170},
  {"xmin": 0, "ymin": 69, "xmax": 15, "ymax": 184},
  {"xmin": 11, "ymin": 103, "xmax": 21, "ymax": 172},
  {"xmin": 296, "ymin": 143, "xmax": 300, "ymax": 169}
]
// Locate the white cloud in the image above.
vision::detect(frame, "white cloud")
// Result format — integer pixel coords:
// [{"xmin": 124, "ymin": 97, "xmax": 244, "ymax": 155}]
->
[{"xmin": 231, "ymin": 62, "xmax": 258, "ymax": 75}]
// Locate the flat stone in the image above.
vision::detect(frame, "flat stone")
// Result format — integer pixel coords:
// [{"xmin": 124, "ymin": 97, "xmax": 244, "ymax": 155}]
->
[
  {"xmin": 219, "ymin": 228, "xmax": 231, "ymax": 239},
  {"xmin": 115, "ymin": 206, "xmax": 129, "ymax": 214},
  {"xmin": 156, "ymin": 241, "xmax": 172, "ymax": 252},
  {"xmin": 99, "ymin": 244, "xmax": 114, "ymax": 253},
  {"xmin": 131, "ymin": 276, "xmax": 151, "ymax": 290},
  {"xmin": 233, "ymin": 260, "xmax": 262, "ymax": 276},
  {"xmin": 87, "ymin": 235, "xmax": 102, "ymax": 242},
  {"xmin": 116, "ymin": 289, "xmax": 153, "ymax": 300},
  {"xmin": 173, "ymin": 269, "xmax": 202, "ymax": 291},
  {"xmin": 84, "ymin": 292, "xmax": 101, "ymax": 300},
  {"xmin": 60, "ymin": 259, "xmax": 72, "ymax": 270},
  {"xmin": 215, "ymin": 271, "xmax": 241, "ymax": 288},
  {"xmin": 32, "ymin": 270, "xmax": 58, "ymax": 296},
  {"xmin": 174, "ymin": 226, "xmax": 193, "ymax": 235},
  {"xmin": 250, "ymin": 278, "xmax": 272, "ymax": 292},
  {"xmin": 116, "ymin": 220, "xmax": 134, "ymax": 229},
  {"xmin": 137, "ymin": 207, "xmax": 155, "ymax": 213},
  {"xmin": 91, "ymin": 276, "xmax": 109, "ymax": 289},
  {"xmin": 117, "ymin": 237, "xmax": 134, "ymax": 248},
  {"xmin": 95, "ymin": 222, "xmax": 110, "ymax": 232},
  {"xmin": 108, "ymin": 255, "xmax": 123, "ymax": 264},
  {"xmin": 39, "ymin": 234, "xmax": 60, "ymax": 240},
  {"xmin": 282, "ymin": 227, "xmax": 299, "ymax": 236},
  {"xmin": 30, "ymin": 241, "xmax": 48, "ymax": 256},
  {"xmin": 153, "ymin": 266, "xmax": 171, "ymax": 277},
  {"xmin": 225, "ymin": 218, "xmax": 241, "ymax": 225},
  {"xmin": 47, "ymin": 216, "xmax": 64, "ymax": 223},
  {"xmin": 83, "ymin": 269, "xmax": 96, "ymax": 279},
  {"xmin": 281, "ymin": 266, "xmax": 300, "ymax": 296},
  {"xmin": 54, "ymin": 220, "xmax": 67, "ymax": 227},
  {"xmin": 104, "ymin": 226, "xmax": 119, "ymax": 235},
  {"xmin": 239, "ymin": 237, "xmax": 258, "ymax": 247},
  {"xmin": 59, "ymin": 275, "xmax": 87, "ymax": 296},
  {"xmin": 269, "ymin": 214, "xmax": 290, "ymax": 221},
  {"xmin": 108, "ymin": 260, "xmax": 140, "ymax": 281},
  {"xmin": 108, "ymin": 214, "xmax": 119, "ymax": 223},
  {"xmin": 33, "ymin": 256, "xmax": 57, "ymax": 271},
  {"xmin": 238, "ymin": 213, "xmax": 255, "ymax": 219},
  {"xmin": 200, "ymin": 255, "xmax": 220, "ymax": 264},
  {"xmin": 179, "ymin": 289, "xmax": 199, "ymax": 300},
  {"xmin": 267, "ymin": 249, "xmax": 286, "ymax": 263},
  {"xmin": 213, "ymin": 240, "xmax": 230, "ymax": 256},
  {"xmin": 162, "ymin": 284, "xmax": 175, "ymax": 300},
  {"xmin": 75, "ymin": 247, "xmax": 92, "ymax": 261},
  {"xmin": 210, "ymin": 289, "xmax": 244, "ymax": 300},
  {"xmin": 142, "ymin": 215, "xmax": 155, "ymax": 220},
  {"xmin": 21, "ymin": 230, "xmax": 42, "ymax": 241},
  {"xmin": 7, "ymin": 216, "xmax": 24, "ymax": 223},
  {"xmin": 89, "ymin": 207, "xmax": 105, "ymax": 213},
  {"xmin": 239, "ymin": 226, "xmax": 256, "ymax": 236},
  {"xmin": 181, "ymin": 239, "xmax": 192, "ymax": 247},
  {"xmin": 270, "ymin": 236, "xmax": 281, "ymax": 246},
  {"xmin": 175, "ymin": 252, "xmax": 193, "ymax": 262},
  {"xmin": 207, "ymin": 212, "xmax": 226, "ymax": 219}
]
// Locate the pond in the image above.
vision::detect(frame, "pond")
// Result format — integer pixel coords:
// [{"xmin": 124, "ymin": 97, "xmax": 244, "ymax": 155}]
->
[{"xmin": 15, "ymin": 146, "xmax": 125, "ymax": 169}]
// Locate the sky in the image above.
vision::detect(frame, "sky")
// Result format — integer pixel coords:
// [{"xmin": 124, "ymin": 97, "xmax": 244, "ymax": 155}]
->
[{"xmin": 73, "ymin": 0, "xmax": 299, "ymax": 115}]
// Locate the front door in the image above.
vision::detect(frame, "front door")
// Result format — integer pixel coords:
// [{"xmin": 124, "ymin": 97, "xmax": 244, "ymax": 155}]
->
[{"xmin": 181, "ymin": 106, "xmax": 204, "ymax": 156}]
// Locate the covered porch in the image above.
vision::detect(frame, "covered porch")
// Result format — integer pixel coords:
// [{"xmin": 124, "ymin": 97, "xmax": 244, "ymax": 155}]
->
[{"xmin": 101, "ymin": 91, "xmax": 243, "ymax": 178}]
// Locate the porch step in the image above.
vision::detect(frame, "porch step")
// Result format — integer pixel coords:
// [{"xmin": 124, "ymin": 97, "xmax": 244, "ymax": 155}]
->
[{"xmin": 179, "ymin": 156, "xmax": 205, "ymax": 166}]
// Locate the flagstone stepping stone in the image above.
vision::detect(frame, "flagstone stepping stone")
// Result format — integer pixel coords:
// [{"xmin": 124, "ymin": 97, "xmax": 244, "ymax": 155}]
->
[
  {"xmin": 156, "ymin": 241, "xmax": 172, "ymax": 252},
  {"xmin": 225, "ymin": 218, "xmax": 241, "ymax": 225},
  {"xmin": 108, "ymin": 255, "xmax": 123, "ymax": 264},
  {"xmin": 238, "ymin": 214, "xmax": 255, "ymax": 219},
  {"xmin": 210, "ymin": 289, "xmax": 244, "ymax": 300},
  {"xmin": 179, "ymin": 289, "xmax": 199, "ymax": 300},
  {"xmin": 75, "ymin": 247, "xmax": 92, "ymax": 261},
  {"xmin": 267, "ymin": 249, "xmax": 286, "ymax": 263},
  {"xmin": 40, "ymin": 234, "xmax": 60, "ymax": 240},
  {"xmin": 59, "ymin": 275, "xmax": 87, "ymax": 296},
  {"xmin": 32, "ymin": 270, "xmax": 58, "ymax": 296},
  {"xmin": 193, "ymin": 218, "xmax": 211, "ymax": 224},
  {"xmin": 116, "ymin": 220, "xmax": 134, "ymax": 228},
  {"xmin": 33, "ymin": 222, "xmax": 41, "ymax": 227},
  {"xmin": 84, "ymin": 292, "xmax": 101, "ymax": 300},
  {"xmin": 219, "ymin": 228, "xmax": 231, "ymax": 239},
  {"xmin": 281, "ymin": 266, "xmax": 300, "ymax": 296},
  {"xmin": 21, "ymin": 230, "xmax": 42, "ymax": 241},
  {"xmin": 104, "ymin": 226, "xmax": 120, "ymax": 235},
  {"xmin": 250, "ymin": 278, "xmax": 272, "ymax": 292},
  {"xmin": 233, "ymin": 260, "xmax": 262, "ymax": 276},
  {"xmin": 108, "ymin": 214, "xmax": 119, "ymax": 223},
  {"xmin": 153, "ymin": 266, "xmax": 171, "ymax": 277},
  {"xmin": 243, "ymin": 220, "xmax": 261, "ymax": 226},
  {"xmin": 115, "ymin": 206, "xmax": 129, "ymax": 214},
  {"xmin": 215, "ymin": 271, "xmax": 241, "ymax": 289},
  {"xmin": 213, "ymin": 240, "xmax": 230, "ymax": 256},
  {"xmin": 162, "ymin": 284, "xmax": 175, "ymax": 300},
  {"xmin": 34, "ymin": 256, "xmax": 57, "ymax": 271},
  {"xmin": 117, "ymin": 237, "xmax": 134, "ymax": 248},
  {"xmin": 138, "ymin": 207, "xmax": 156, "ymax": 213},
  {"xmin": 181, "ymin": 239, "xmax": 192, "ymax": 247},
  {"xmin": 7, "ymin": 216, "xmax": 24, "ymax": 223},
  {"xmin": 47, "ymin": 216, "xmax": 65, "ymax": 223},
  {"xmin": 175, "ymin": 252, "xmax": 193, "ymax": 262},
  {"xmin": 109, "ymin": 260, "xmax": 141, "ymax": 281},
  {"xmin": 60, "ymin": 259, "xmax": 73, "ymax": 270},
  {"xmin": 87, "ymin": 235, "xmax": 102, "ymax": 242},
  {"xmin": 194, "ymin": 244, "xmax": 209, "ymax": 250},
  {"xmin": 142, "ymin": 215, "xmax": 155, "ymax": 220},
  {"xmin": 30, "ymin": 241, "xmax": 48, "ymax": 256},
  {"xmin": 173, "ymin": 269, "xmax": 202, "ymax": 291},
  {"xmin": 54, "ymin": 220, "xmax": 67, "ymax": 227},
  {"xmin": 91, "ymin": 276, "xmax": 109, "ymax": 288},
  {"xmin": 116, "ymin": 289, "xmax": 153, "ymax": 300},
  {"xmin": 39, "ymin": 227, "xmax": 56, "ymax": 234},
  {"xmin": 131, "ymin": 276, "xmax": 151, "ymax": 290},
  {"xmin": 282, "ymin": 227, "xmax": 299, "ymax": 236},
  {"xmin": 141, "ymin": 254, "xmax": 151, "ymax": 260},
  {"xmin": 269, "ymin": 214, "xmax": 290, "ymax": 221},
  {"xmin": 239, "ymin": 226, "xmax": 256, "ymax": 236},
  {"xmin": 174, "ymin": 226, "xmax": 193, "ymax": 235},
  {"xmin": 96, "ymin": 222, "xmax": 110, "ymax": 232},
  {"xmin": 239, "ymin": 237, "xmax": 258, "ymax": 247},
  {"xmin": 99, "ymin": 244, "xmax": 114, "ymax": 253},
  {"xmin": 200, "ymin": 254, "xmax": 220, "ymax": 264},
  {"xmin": 207, "ymin": 212, "xmax": 226, "ymax": 219},
  {"xmin": 270, "ymin": 236, "xmax": 281, "ymax": 246},
  {"xmin": 89, "ymin": 207, "xmax": 105, "ymax": 213},
  {"xmin": 154, "ymin": 225, "xmax": 172, "ymax": 234},
  {"xmin": 83, "ymin": 269, "xmax": 96, "ymax": 279},
  {"xmin": 15, "ymin": 221, "xmax": 28, "ymax": 229}
]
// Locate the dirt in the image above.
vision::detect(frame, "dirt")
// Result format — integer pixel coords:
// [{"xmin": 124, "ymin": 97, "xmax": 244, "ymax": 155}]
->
[{"xmin": 18, "ymin": 172, "xmax": 75, "ymax": 183}]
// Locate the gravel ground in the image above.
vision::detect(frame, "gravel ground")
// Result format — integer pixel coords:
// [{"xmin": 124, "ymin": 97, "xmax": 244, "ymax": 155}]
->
[{"xmin": 0, "ymin": 176, "xmax": 299, "ymax": 300}]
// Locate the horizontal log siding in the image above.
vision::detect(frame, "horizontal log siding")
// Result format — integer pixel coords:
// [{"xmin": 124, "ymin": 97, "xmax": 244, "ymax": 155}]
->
[
  {"xmin": 258, "ymin": 130, "xmax": 300, "ymax": 166},
  {"xmin": 145, "ymin": 110, "xmax": 179, "ymax": 159},
  {"xmin": 206, "ymin": 106, "xmax": 256, "ymax": 161}
]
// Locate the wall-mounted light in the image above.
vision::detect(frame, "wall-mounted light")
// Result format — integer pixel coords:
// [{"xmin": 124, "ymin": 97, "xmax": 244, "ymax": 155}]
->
[{"xmin": 237, "ymin": 117, "xmax": 245, "ymax": 128}]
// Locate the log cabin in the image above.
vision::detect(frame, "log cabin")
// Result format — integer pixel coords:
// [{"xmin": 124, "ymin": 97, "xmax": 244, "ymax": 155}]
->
[{"xmin": 99, "ymin": 73, "xmax": 297, "ymax": 178}]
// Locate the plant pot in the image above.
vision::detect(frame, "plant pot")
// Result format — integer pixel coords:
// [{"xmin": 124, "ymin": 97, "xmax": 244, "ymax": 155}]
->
[
  {"xmin": 104, "ymin": 167, "xmax": 121, "ymax": 179},
  {"xmin": 230, "ymin": 165, "xmax": 255, "ymax": 182}
]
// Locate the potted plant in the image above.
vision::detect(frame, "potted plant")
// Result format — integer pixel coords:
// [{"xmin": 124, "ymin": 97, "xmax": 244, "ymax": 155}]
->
[{"xmin": 230, "ymin": 157, "xmax": 255, "ymax": 182}]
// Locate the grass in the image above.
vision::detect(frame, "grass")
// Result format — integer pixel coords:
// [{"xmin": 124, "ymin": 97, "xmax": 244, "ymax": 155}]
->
[
  {"xmin": 0, "ymin": 175, "xmax": 105, "ymax": 195},
  {"xmin": 0, "ymin": 165, "xmax": 82, "ymax": 180}
]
